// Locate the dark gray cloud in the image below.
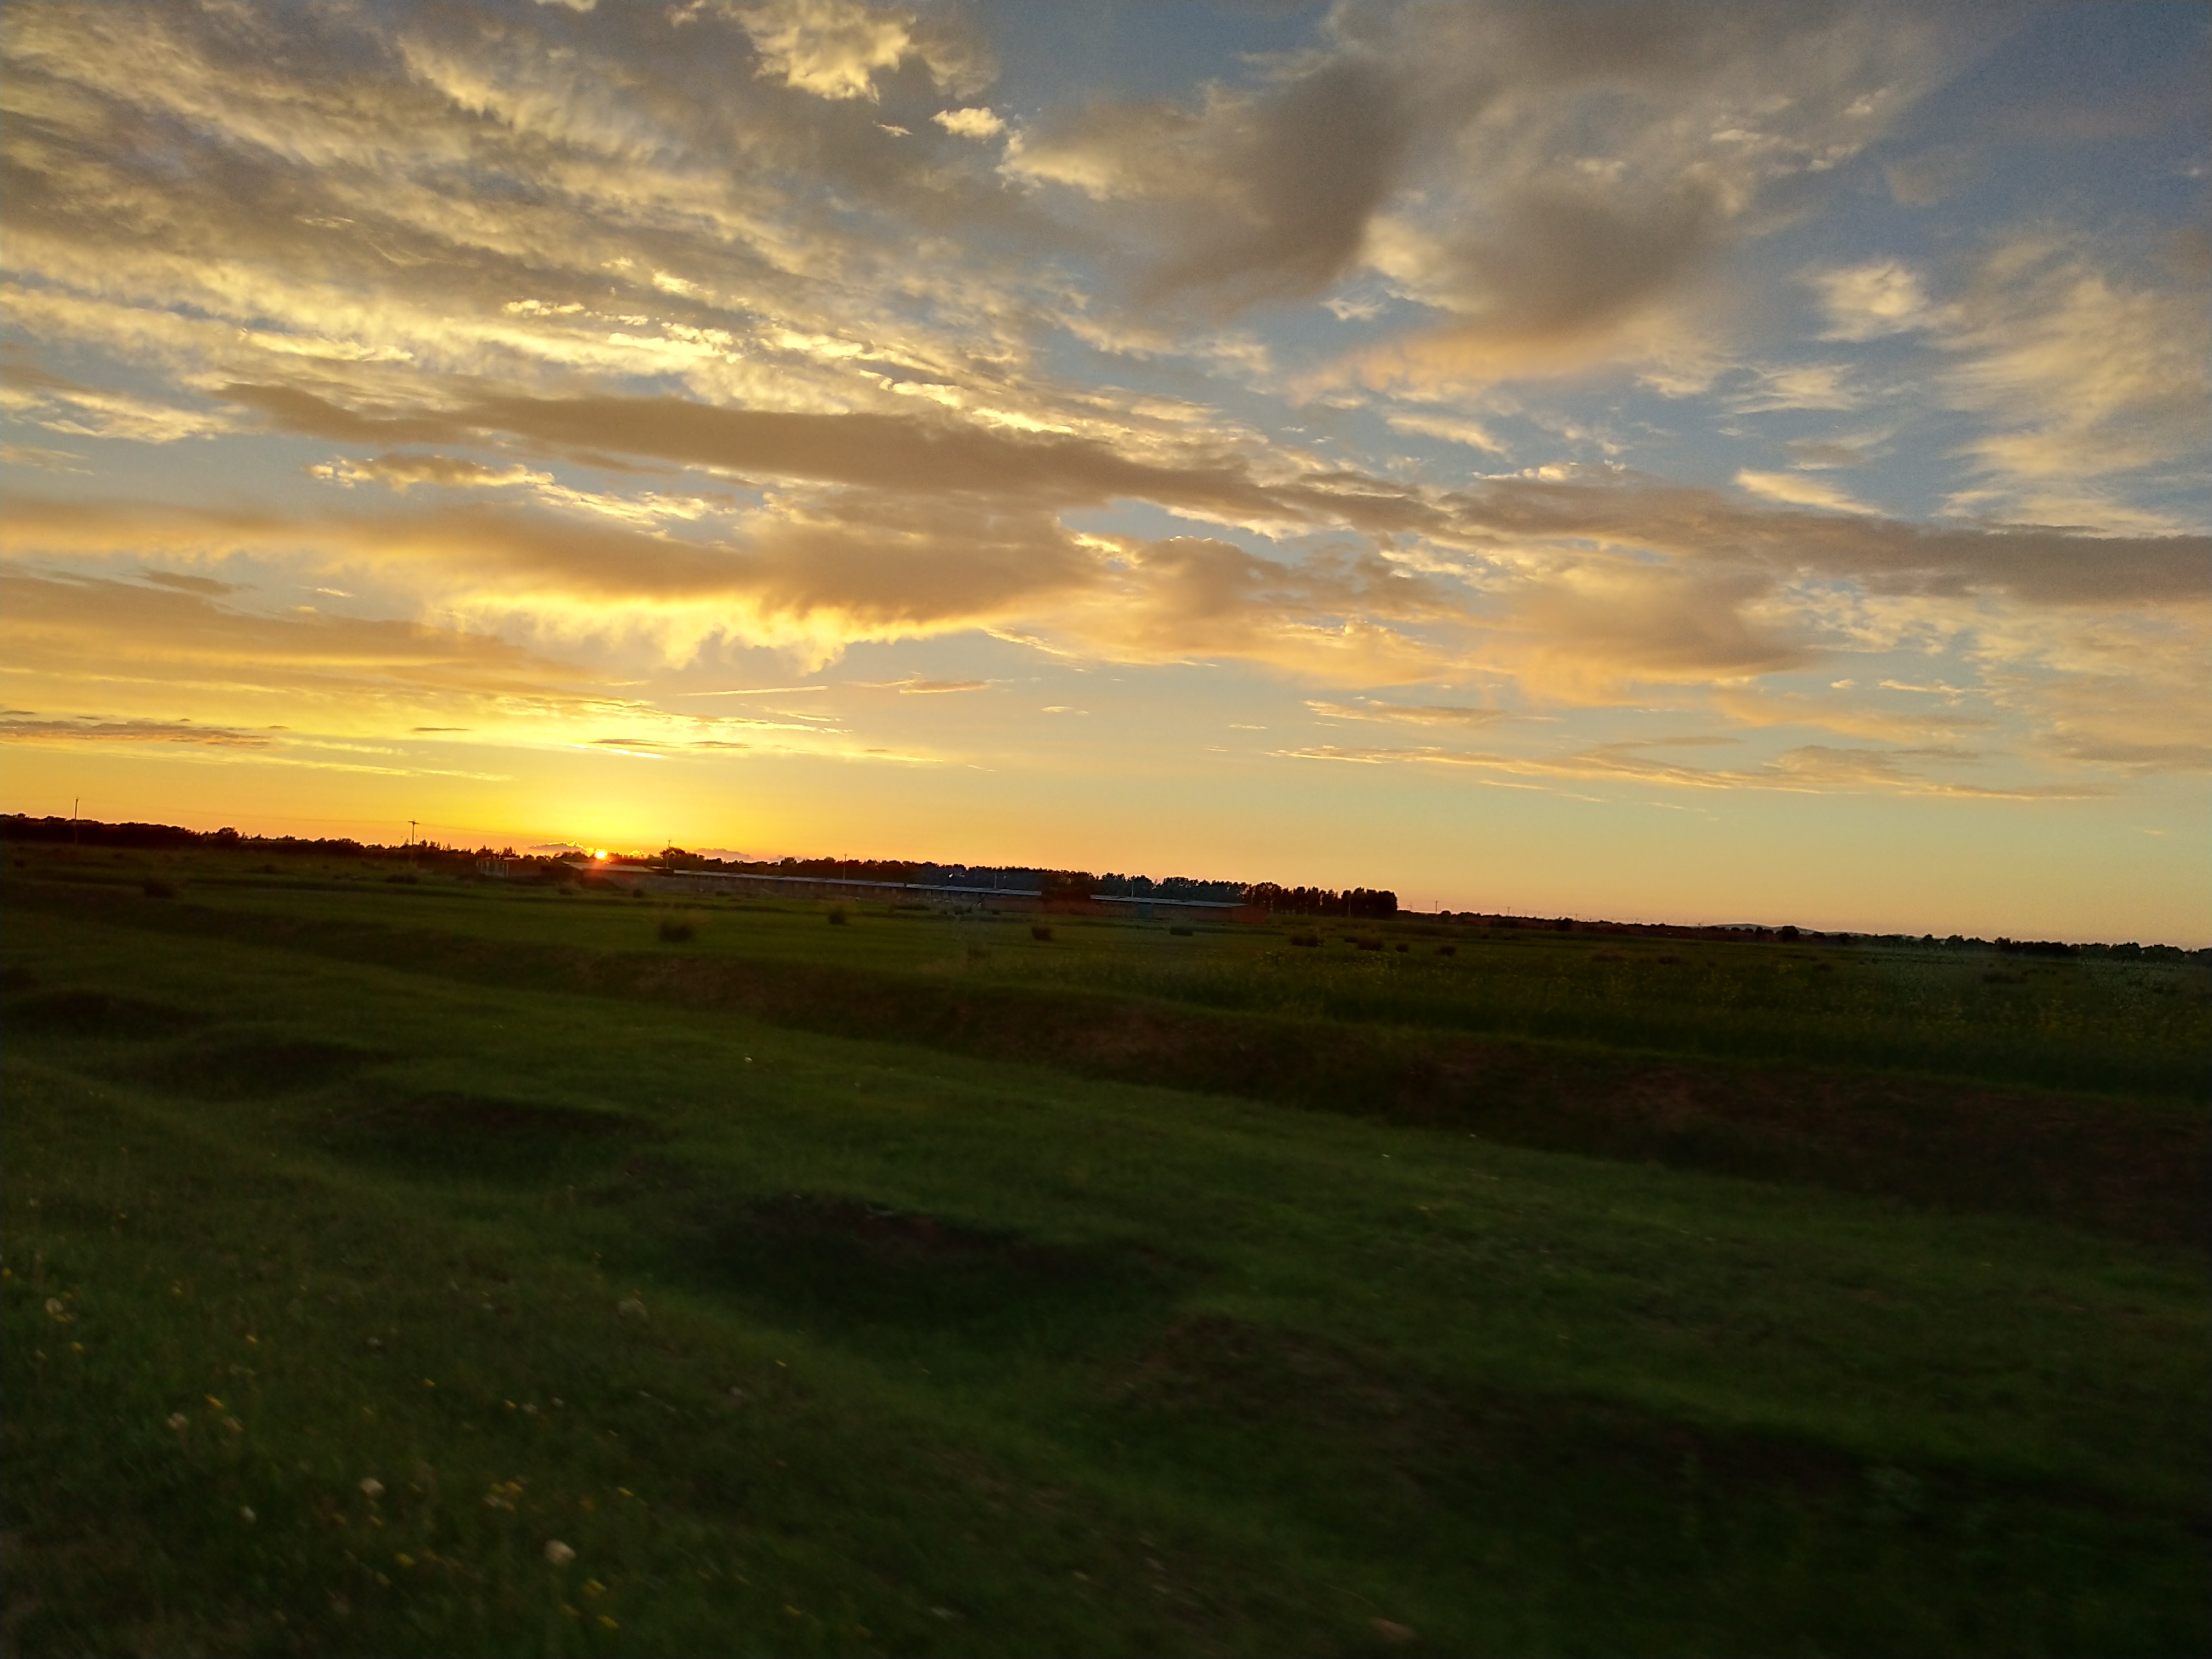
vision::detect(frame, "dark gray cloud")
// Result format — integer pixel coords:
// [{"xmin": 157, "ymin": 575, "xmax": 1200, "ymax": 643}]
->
[{"xmin": 223, "ymin": 383, "xmax": 1282, "ymax": 520}]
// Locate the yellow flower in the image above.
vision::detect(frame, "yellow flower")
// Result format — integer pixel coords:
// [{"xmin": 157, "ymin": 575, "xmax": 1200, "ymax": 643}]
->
[
  {"xmin": 597, "ymin": 1616, "xmax": 619, "ymax": 1630},
  {"xmin": 544, "ymin": 1539, "xmax": 576, "ymax": 1566}
]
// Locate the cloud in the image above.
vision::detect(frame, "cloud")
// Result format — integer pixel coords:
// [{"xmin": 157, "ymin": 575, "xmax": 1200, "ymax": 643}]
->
[
  {"xmin": 0, "ymin": 567, "xmax": 909, "ymax": 765},
  {"xmin": 1709, "ymin": 685, "xmax": 1989, "ymax": 746},
  {"xmin": 142, "ymin": 571, "xmax": 240, "ymax": 595},
  {"xmin": 874, "ymin": 676, "xmax": 989, "ymax": 694},
  {"xmin": 1735, "ymin": 470, "xmax": 1880, "ymax": 515},
  {"xmin": 1307, "ymin": 699, "xmax": 1512, "ymax": 726},
  {"xmin": 1383, "ymin": 410, "xmax": 1506, "ymax": 454},
  {"xmin": 0, "ymin": 566, "xmax": 600, "ymax": 709},
  {"xmin": 0, "ymin": 487, "xmax": 1104, "ymax": 668},
  {"xmin": 1810, "ymin": 259, "xmax": 1934, "ymax": 340},
  {"xmin": 1729, "ymin": 364, "xmax": 1865, "ymax": 413},
  {"xmin": 1418, "ymin": 471, "xmax": 2210, "ymax": 607},
  {"xmin": 312, "ymin": 454, "xmax": 553, "ymax": 492},
  {"xmin": 1355, "ymin": 179, "xmax": 1727, "ymax": 390},
  {"xmin": 1500, "ymin": 561, "xmax": 1813, "ymax": 694},
  {"xmin": 0, "ymin": 443, "xmax": 89, "ymax": 472},
  {"xmin": 1937, "ymin": 238, "xmax": 2211, "ymax": 531},
  {"xmin": 0, "ymin": 716, "xmax": 270, "ymax": 747},
  {"xmin": 1786, "ymin": 436, "xmax": 1883, "ymax": 470},
  {"xmin": 1003, "ymin": 1, "xmax": 1970, "ymax": 385},
  {"xmin": 1049, "ymin": 534, "xmax": 1459, "ymax": 682},
  {"xmin": 728, "ymin": 0, "xmax": 993, "ymax": 104},
  {"xmin": 933, "ymin": 106, "xmax": 1002, "ymax": 140},
  {"xmin": 224, "ymin": 384, "xmax": 1285, "ymax": 522},
  {"xmin": 0, "ymin": 363, "xmax": 234, "ymax": 443},
  {"xmin": 1279, "ymin": 737, "xmax": 2106, "ymax": 801}
]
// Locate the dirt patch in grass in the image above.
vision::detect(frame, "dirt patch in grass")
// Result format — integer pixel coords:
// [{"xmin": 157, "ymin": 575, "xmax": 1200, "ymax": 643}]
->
[
  {"xmin": 1107, "ymin": 1314, "xmax": 2204, "ymax": 1541},
  {"xmin": 697, "ymin": 1193, "xmax": 1178, "ymax": 1338},
  {"xmin": 1402, "ymin": 1046, "xmax": 2210, "ymax": 1245},
  {"xmin": 8, "ymin": 988, "xmax": 209, "ymax": 1040},
  {"xmin": 1111, "ymin": 1313, "xmax": 1849, "ymax": 1493},
  {"xmin": 320, "ymin": 1089, "xmax": 641, "ymax": 1174},
  {"xmin": 144, "ymin": 1035, "xmax": 380, "ymax": 1098}
]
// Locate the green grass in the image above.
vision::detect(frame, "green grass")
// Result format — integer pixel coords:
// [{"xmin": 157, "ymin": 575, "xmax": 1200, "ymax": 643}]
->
[{"xmin": 4, "ymin": 847, "xmax": 2207, "ymax": 1655}]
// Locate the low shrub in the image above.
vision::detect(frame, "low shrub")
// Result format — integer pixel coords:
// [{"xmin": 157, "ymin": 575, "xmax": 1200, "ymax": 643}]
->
[
  {"xmin": 1169, "ymin": 926, "xmax": 1194, "ymax": 937},
  {"xmin": 1436, "ymin": 944, "xmax": 1455, "ymax": 956},
  {"xmin": 658, "ymin": 918, "xmax": 695, "ymax": 943},
  {"xmin": 141, "ymin": 877, "xmax": 177, "ymax": 900},
  {"xmin": 1289, "ymin": 933, "xmax": 1321, "ymax": 947},
  {"xmin": 827, "ymin": 905, "xmax": 848, "ymax": 926},
  {"xmin": 1030, "ymin": 924, "xmax": 1054, "ymax": 941},
  {"xmin": 1394, "ymin": 943, "xmax": 1410, "ymax": 953}
]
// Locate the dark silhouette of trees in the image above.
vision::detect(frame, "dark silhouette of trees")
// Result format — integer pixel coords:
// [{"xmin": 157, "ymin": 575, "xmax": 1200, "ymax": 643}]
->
[{"xmin": 1243, "ymin": 882, "xmax": 1397, "ymax": 919}]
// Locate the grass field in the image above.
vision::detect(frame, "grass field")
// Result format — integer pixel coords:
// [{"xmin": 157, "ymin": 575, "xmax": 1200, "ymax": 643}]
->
[{"xmin": 4, "ymin": 845, "xmax": 2207, "ymax": 1655}]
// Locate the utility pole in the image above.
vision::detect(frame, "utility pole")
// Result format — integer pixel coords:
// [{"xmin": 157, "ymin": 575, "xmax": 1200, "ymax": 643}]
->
[
  {"xmin": 71, "ymin": 797, "xmax": 80, "ymax": 850},
  {"xmin": 409, "ymin": 819, "xmax": 419, "ymax": 869}
]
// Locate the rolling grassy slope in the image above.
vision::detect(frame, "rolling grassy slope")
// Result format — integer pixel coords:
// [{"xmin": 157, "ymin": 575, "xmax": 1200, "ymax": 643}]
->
[{"xmin": 4, "ymin": 849, "xmax": 2206, "ymax": 1655}]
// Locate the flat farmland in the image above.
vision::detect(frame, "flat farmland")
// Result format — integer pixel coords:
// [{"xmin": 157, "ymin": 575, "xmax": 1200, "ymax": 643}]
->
[{"xmin": 4, "ymin": 846, "xmax": 2206, "ymax": 1655}]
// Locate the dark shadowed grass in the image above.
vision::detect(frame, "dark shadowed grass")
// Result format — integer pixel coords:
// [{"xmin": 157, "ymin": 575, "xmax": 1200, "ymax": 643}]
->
[{"xmin": 2, "ymin": 849, "xmax": 2207, "ymax": 1655}]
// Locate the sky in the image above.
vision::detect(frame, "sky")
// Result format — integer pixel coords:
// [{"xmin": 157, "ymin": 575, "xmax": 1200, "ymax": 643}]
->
[{"xmin": 1, "ymin": 1, "xmax": 2206, "ymax": 940}]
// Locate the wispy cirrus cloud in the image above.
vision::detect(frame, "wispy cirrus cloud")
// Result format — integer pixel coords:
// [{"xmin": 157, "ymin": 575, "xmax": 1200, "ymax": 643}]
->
[{"xmin": 1279, "ymin": 737, "xmax": 2108, "ymax": 802}]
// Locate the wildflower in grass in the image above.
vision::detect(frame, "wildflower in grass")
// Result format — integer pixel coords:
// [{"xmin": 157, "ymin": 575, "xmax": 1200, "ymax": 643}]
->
[
  {"xmin": 206, "ymin": 1395, "xmax": 224, "ymax": 1409},
  {"xmin": 166, "ymin": 1412, "xmax": 188, "ymax": 1431},
  {"xmin": 598, "ymin": 1616, "xmax": 619, "ymax": 1630},
  {"xmin": 394, "ymin": 1553, "xmax": 415, "ymax": 1568},
  {"xmin": 544, "ymin": 1539, "xmax": 576, "ymax": 1566},
  {"xmin": 617, "ymin": 1297, "xmax": 647, "ymax": 1321},
  {"xmin": 43, "ymin": 1297, "xmax": 65, "ymax": 1319},
  {"xmin": 240, "ymin": 1506, "xmax": 256, "ymax": 1523},
  {"xmin": 359, "ymin": 1477, "xmax": 385, "ymax": 1499},
  {"xmin": 223, "ymin": 1415, "xmax": 243, "ymax": 1433}
]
